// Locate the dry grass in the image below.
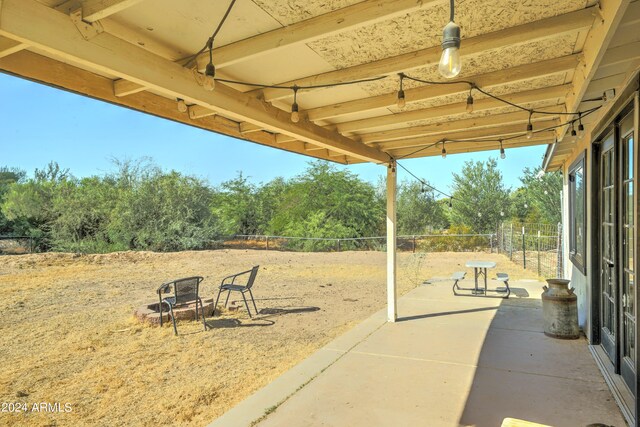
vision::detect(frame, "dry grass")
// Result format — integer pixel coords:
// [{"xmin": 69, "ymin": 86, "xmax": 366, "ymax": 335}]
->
[{"xmin": 0, "ymin": 249, "xmax": 533, "ymax": 426}]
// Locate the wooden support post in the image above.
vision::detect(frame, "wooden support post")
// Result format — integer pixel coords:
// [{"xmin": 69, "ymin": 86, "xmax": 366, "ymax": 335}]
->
[
  {"xmin": 265, "ymin": 236, "xmax": 269, "ymax": 251},
  {"xmin": 387, "ymin": 162, "xmax": 397, "ymax": 322}
]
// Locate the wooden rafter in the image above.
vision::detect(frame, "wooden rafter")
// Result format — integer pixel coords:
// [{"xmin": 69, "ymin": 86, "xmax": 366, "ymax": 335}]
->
[
  {"xmin": 555, "ymin": 0, "xmax": 631, "ymax": 141},
  {"xmin": 307, "ymin": 55, "xmax": 580, "ymax": 122},
  {"xmin": 377, "ymin": 119, "xmax": 559, "ymax": 150},
  {"xmin": 336, "ymin": 84, "xmax": 570, "ymax": 133},
  {"xmin": 389, "ymin": 135, "xmax": 555, "ymax": 159},
  {"xmin": 81, "ymin": 0, "xmax": 146, "ymax": 22},
  {"xmin": 0, "ymin": 35, "xmax": 27, "ymax": 59},
  {"xmin": 194, "ymin": 0, "xmax": 439, "ymax": 70},
  {"xmin": 0, "ymin": 0, "xmax": 388, "ymax": 163},
  {"xmin": 259, "ymin": 8, "xmax": 596, "ymax": 103},
  {"xmin": 359, "ymin": 105, "xmax": 565, "ymax": 144}
]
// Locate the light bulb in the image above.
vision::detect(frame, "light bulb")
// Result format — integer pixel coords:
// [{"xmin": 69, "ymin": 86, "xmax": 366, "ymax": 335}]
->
[
  {"xmin": 526, "ymin": 123, "xmax": 533, "ymax": 139},
  {"xmin": 571, "ymin": 128, "xmax": 577, "ymax": 138},
  {"xmin": 441, "ymin": 147, "xmax": 447, "ymax": 158},
  {"xmin": 578, "ymin": 122, "xmax": 585, "ymax": 138},
  {"xmin": 477, "ymin": 212, "xmax": 482, "ymax": 218},
  {"xmin": 500, "ymin": 211, "xmax": 505, "ymax": 217},
  {"xmin": 397, "ymin": 90, "xmax": 406, "ymax": 109},
  {"xmin": 500, "ymin": 147, "xmax": 506, "ymax": 160},
  {"xmin": 466, "ymin": 94, "xmax": 474, "ymax": 113},
  {"xmin": 203, "ymin": 63, "xmax": 216, "ymax": 91},
  {"xmin": 524, "ymin": 203, "xmax": 528, "ymax": 209},
  {"xmin": 439, "ymin": 46, "xmax": 461, "ymax": 79},
  {"xmin": 448, "ymin": 199, "xmax": 453, "ymax": 209},
  {"xmin": 177, "ymin": 98, "xmax": 187, "ymax": 113},
  {"xmin": 291, "ymin": 102, "xmax": 300, "ymax": 123},
  {"xmin": 438, "ymin": 21, "xmax": 461, "ymax": 79}
]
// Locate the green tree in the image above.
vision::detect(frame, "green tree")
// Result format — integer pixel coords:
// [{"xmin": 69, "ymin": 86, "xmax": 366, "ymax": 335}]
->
[
  {"xmin": 396, "ymin": 180, "xmax": 448, "ymax": 234},
  {"xmin": 270, "ymin": 161, "xmax": 383, "ymax": 243},
  {"xmin": 0, "ymin": 167, "xmax": 27, "ymax": 234},
  {"xmin": 516, "ymin": 167, "xmax": 562, "ymax": 224},
  {"xmin": 109, "ymin": 169, "xmax": 216, "ymax": 251},
  {"xmin": 450, "ymin": 158, "xmax": 510, "ymax": 233}
]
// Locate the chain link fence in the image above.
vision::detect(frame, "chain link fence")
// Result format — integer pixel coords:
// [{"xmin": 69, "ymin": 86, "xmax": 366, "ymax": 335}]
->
[
  {"xmin": 496, "ymin": 222, "xmax": 563, "ymax": 279},
  {"xmin": 0, "ymin": 236, "xmax": 36, "ymax": 255},
  {"xmin": 219, "ymin": 233, "xmax": 496, "ymax": 253}
]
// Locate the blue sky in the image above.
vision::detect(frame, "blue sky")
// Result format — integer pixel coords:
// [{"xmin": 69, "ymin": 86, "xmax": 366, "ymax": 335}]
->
[{"xmin": 0, "ymin": 73, "xmax": 546, "ymax": 193}]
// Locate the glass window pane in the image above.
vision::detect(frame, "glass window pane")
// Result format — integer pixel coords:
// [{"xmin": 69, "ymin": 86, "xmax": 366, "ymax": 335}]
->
[
  {"xmin": 627, "ymin": 137, "xmax": 634, "ymax": 180},
  {"xmin": 627, "ymin": 182, "xmax": 634, "ymax": 226}
]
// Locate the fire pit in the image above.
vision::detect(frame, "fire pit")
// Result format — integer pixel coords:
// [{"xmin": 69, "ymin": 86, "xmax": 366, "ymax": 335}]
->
[{"xmin": 134, "ymin": 298, "xmax": 216, "ymax": 326}]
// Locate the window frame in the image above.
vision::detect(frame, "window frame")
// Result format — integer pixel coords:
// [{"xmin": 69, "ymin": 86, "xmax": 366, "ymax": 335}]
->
[{"xmin": 569, "ymin": 150, "xmax": 587, "ymax": 274}]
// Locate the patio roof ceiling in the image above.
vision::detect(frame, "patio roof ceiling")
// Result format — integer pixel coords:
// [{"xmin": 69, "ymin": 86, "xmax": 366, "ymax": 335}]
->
[{"xmin": 0, "ymin": 0, "xmax": 635, "ymax": 165}]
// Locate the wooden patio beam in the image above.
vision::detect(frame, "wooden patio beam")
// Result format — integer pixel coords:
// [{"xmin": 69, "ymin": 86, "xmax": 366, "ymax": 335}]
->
[
  {"xmin": 0, "ymin": 35, "xmax": 27, "ymax": 59},
  {"xmin": 81, "ymin": 0, "xmax": 146, "ymax": 22},
  {"xmin": 389, "ymin": 136, "xmax": 554, "ymax": 159},
  {"xmin": 259, "ymin": 8, "xmax": 595, "ymax": 103},
  {"xmin": 337, "ymin": 84, "xmax": 570, "ymax": 134},
  {"xmin": 194, "ymin": 0, "xmax": 439, "ymax": 70},
  {"xmin": 307, "ymin": 54, "xmax": 580, "ymax": 122},
  {"xmin": 377, "ymin": 119, "xmax": 558, "ymax": 151},
  {"xmin": 556, "ymin": 0, "xmax": 631, "ymax": 142},
  {"xmin": 0, "ymin": 50, "xmax": 345, "ymax": 164},
  {"xmin": 359, "ymin": 105, "xmax": 565, "ymax": 144},
  {"xmin": 0, "ymin": 0, "xmax": 388, "ymax": 163}
]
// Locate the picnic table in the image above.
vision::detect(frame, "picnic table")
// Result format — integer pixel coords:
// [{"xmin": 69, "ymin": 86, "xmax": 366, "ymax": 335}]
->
[
  {"xmin": 451, "ymin": 261, "xmax": 510, "ymax": 298},
  {"xmin": 465, "ymin": 260, "xmax": 496, "ymax": 295}
]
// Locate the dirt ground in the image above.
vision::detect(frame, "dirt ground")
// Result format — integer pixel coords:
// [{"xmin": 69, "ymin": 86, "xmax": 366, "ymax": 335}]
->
[{"xmin": 0, "ymin": 249, "xmax": 535, "ymax": 426}]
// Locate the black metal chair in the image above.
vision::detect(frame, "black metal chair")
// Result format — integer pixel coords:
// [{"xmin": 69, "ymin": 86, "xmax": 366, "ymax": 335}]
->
[
  {"xmin": 214, "ymin": 266, "xmax": 259, "ymax": 318},
  {"xmin": 158, "ymin": 276, "xmax": 207, "ymax": 335}
]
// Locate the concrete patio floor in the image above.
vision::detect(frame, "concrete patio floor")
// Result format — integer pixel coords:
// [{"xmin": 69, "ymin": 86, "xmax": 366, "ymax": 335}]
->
[{"xmin": 209, "ymin": 279, "xmax": 627, "ymax": 427}]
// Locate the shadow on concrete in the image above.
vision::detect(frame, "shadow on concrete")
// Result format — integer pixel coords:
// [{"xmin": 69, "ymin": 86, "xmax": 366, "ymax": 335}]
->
[
  {"xmin": 509, "ymin": 287, "xmax": 530, "ymax": 298},
  {"xmin": 397, "ymin": 306, "xmax": 500, "ymax": 323},
  {"xmin": 456, "ymin": 292, "xmax": 621, "ymax": 427}
]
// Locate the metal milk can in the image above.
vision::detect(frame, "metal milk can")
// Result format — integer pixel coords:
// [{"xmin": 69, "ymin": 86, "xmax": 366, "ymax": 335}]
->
[{"xmin": 541, "ymin": 278, "xmax": 580, "ymax": 339}]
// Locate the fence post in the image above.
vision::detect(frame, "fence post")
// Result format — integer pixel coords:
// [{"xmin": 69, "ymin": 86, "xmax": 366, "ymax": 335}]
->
[
  {"xmin": 522, "ymin": 226, "xmax": 527, "ymax": 269},
  {"xmin": 337, "ymin": 239, "xmax": 341, "ymax": 252},
  {"xmin": 556, "ymin": 222, "xmax": 562, "ymax": 278},
  {"xmin": 413, "ymin": 235, "xmax": 416, "ymax": 253},
  {"xmin": 490, "ymin": 234, "xmax": 493, "ymax": 253},
  {"xmin": 510, "ymin": 223, "xmax": 513, "ymax": 261},
  {"xmin": 537, "ymin": 230, "xmax": 541, "ymax": 277},
  {"xmin": 265, "ymin": 236, "xmax": 269, "ymax": 251}
]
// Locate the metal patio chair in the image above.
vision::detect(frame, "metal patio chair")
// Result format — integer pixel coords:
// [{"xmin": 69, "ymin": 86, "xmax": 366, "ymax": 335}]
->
[
  {"xmin": 158, "ymin": 276, "xmax": 207, "ymax": 335},
  {"xmin": 214, "ymin": 266, "xmax": 259, "ymax": 318}
]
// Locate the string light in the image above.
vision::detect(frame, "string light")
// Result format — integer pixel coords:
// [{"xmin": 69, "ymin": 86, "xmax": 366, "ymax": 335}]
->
[
  {"xmin": 570, "ymin": 122, "xmax": 577, "ymax": 139},
  {"xmin": 466, "ymin": 87, "xmax": 474, "ymax": 113},
  {"xmin": 438, "ymin": 0, "xmax": 461, "ymax": 78},
  {"xmin": 176, "ymin": 98, "xmax": 188, "ymax": 113},
  {"xmin": 397, "ymin": 74, "xmax": 406, "ymax": 109},
  {"xmin": 500, "ymin": 211, "xmax": 505, "ymax": 217},
  {"xmin": 499, "ymin": 140, "xmax": 506, "ymax": 160},
  {"xmin": 577, "ymin": 113, "xmax": 584, "ymax": 138},
  {"xmin": 203, "ymin": 38, "xmax": 216, "ymax": 91},
  {"xmin": 291, "ymin": 86, "xmax": 300, "ymax": 123},
  {"xmin": 448, "ymin": 198, "xmax": 453, "ymax": 209},
  {"xmin": 189, "ymin": 0, "xmax": 609, "ymax": 147}
]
